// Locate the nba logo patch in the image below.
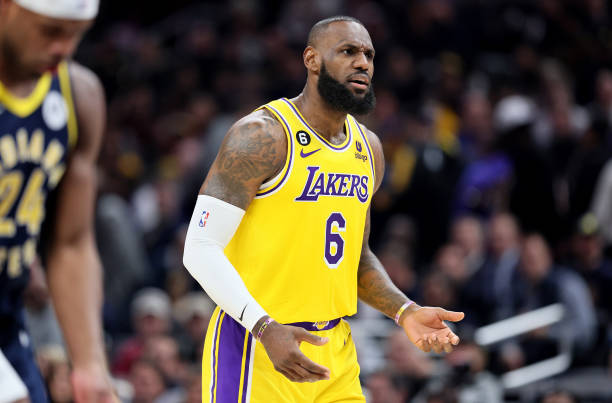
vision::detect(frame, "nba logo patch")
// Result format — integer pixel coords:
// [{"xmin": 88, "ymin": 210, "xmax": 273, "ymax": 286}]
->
[
  {"xmin": 356, "ymin": 141, "xmax": 363, "ymax": 152},
  {"xmin": 198, "ymin": 211, "xmax": 210, "ymax": 227}
]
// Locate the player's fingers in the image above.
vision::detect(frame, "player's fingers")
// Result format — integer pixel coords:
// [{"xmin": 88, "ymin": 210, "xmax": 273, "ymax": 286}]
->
[
  {"xmin": 450, "ymin": 332, "xmax": 460, "ymax": 345},
  {"xmin": 291, "ymin": 362, "xmax": 321, "ymax": 383},
  {"xmin": 437, "ymin": 308, "xmax": 465, "ymax": 322},
  {"xmin": 295, "ymin": 328, "xmax": 329, "ymax": 346},
  {"xmin": 443, "ymin": 343, "xmax": 453, "ymax": 353},
  {"xmin": 295, "ymin": 354, "xmax": 330, "ymax": 379},
  {"xmin": 429, "ymin": 334, "xmax": 443, "ymax": 354},
  {"xmin": 418, "ymin": 339, "xmax": 431, "ymax": 353},
  {"xmin": 290, "ymin": 363, "xmax": 312, "ymax": 381},
  {"xmin": 287, "ymin": 367, "xmax": 308, "ymax": 383},
  {"xmin": 277, "ymin": 366, "xmax": 300, "ymax": 382}
]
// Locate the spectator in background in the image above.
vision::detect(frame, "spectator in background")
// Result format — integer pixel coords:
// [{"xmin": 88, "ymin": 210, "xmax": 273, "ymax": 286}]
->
[
  {"xmin": 173, "ymin": 292, "xmax": 215, "ymax": 363},
  {"xmin": 568, "ymin": 74, "xmax": 612, "ymax": 225},
  {"xmin": 413, "ymin": 339, "xmax": 502, "ymax": 403},
  {"xmin": 386, "ymin": 328, "xmax": 443, "ymax": 400},
  {"xmin": 143, "ymin": 336, "xmax": 189, "ymax": 392},
  {"xmin": 443, "ymin": 341, "xmax": 502, "ymax": 403},
  {"xmin": 113, "ymin": 288, "xmax": 172, "ymax": 376},
  {"xmin": 494, "ymin": 95, "xmax": 559, "ymax": 241},
  {"xmin": 571, "ymin": 213, "xmax": 612, "ymax": 318},
  {"xmin": 570, "ymin": 213, "xmax": 612, "ymax": 365},
  {"xmin": 433, "ymin": 243, "xmax": 476, "ymax": 317},
  {"xmin": 364, "ymin": 370, "xmax": 407, "ymax": 403},
  {"xmin": 590, "ymin": 69, "xmax": 612, "ymax": 127},
  {"xmin": 534, "ymin": 61, "xmax": 590, "ymax": 231},
  {"xmin": 463, "ymin": 213, "xmax": 522, "ymax": 327},
  {"xmin": 456, "ymin": 91, "xmax": 495, "ymax": 163},
  {"xmin": 514, "ymin": 234, "xmax": 596, "ymax": 366},
  {"xmin": 181, "ymin": 370, "xmax": 203, "ymax": 403},
  {"xmin": 378, "ymin": 245, "xmax": 416, "ymax": 297},
  {"xmin": 419, "ymin": 270, "xmax": 459, "ymax": 312},
  {"xmin": 538, "ymin": 390, "xmax": 579, "ymax": 403},
  {"xmin": 389, "ymin": 108, "xmax": 464, "ymax": 265},
  {"xmin": 128, "ymin": 359, "xmax": 168, "ymax": 403},
  {"xmin": 96, "ymin": 194, "xmax": 151, "ymax": 334},
  {"xmin": 434, "ymin": 244, "xmax": 472, "ymax": 288},
  {"xmin": 454, "ymin": 92, "xmax": 512, "ymax": 219},
  {"xmin": 449, "ymin": 215, "xmax": 485, "ymax": 277}
]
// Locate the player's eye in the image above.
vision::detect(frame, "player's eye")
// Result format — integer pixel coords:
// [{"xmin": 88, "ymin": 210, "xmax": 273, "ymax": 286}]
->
[
  {"xmin": 39, "ymin": 25, "xmax": 64, "ymax": 38},
  {"xmin": 342, "ymin": 48, "xmax": 355, "ymax": 55}
]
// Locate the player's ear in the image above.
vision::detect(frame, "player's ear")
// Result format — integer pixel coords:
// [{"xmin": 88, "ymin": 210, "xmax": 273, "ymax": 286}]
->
[{"xmin": 303, "ymin": 46, "xmax": 321, "ymax": 74}]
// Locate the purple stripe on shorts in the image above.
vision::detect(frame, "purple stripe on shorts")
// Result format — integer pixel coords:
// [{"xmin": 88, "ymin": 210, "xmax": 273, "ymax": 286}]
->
[
  {"xmin": 209, "ymin": 312, "xmax": 221, "ymax": 402},
  {"xmin": 215, "ymin": 311, "xmax": 251, "ymax": 403},
  {"xmin": 287, "ymin": 318, "xmax": 341, "ymax": 331},
  {"xmin": 240, "ymin": 335, "xmax": 253, "ymax": 403}
]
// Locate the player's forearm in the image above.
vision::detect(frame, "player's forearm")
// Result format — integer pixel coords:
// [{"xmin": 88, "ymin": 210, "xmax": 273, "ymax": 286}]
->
[
  {"xmin": 47, "ymin": 235, "xmax": 107, "ymax": 367},
  {"xmin": 357, "ymin": 248, "xmax": 419, "ymax": 319},
  {"xmin": 183, "ymin": 195, "xmax": 268, "ymax": 331}
]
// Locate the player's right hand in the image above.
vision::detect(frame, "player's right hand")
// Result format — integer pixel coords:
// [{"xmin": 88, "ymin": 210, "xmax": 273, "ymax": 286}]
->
[
  {"xmin": 259, "ymin": 321, "xmax": 331, "ymax": 383},
  {"xmin": 71, "ymin": 363, "xmax": 119, "ymax": 403}
]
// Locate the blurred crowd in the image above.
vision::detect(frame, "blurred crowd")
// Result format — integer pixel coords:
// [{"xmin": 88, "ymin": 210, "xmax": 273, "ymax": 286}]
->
[{"xmin": 24, "ymin": 0, "xmax": 612, "ymax": 402}]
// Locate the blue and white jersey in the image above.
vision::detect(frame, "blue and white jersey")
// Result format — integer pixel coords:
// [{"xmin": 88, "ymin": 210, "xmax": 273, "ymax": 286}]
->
[{"xmin": 0, "ymin": 61, "xmax": 77, "ymax": 338}]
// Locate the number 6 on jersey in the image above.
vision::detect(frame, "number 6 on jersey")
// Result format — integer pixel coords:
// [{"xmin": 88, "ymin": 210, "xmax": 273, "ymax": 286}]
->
[{"xmin": 324, "ymin": 212, "xmax": 346, "ymax": 268}]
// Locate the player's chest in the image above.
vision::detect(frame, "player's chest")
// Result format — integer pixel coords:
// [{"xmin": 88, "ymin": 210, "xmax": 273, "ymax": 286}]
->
[
  {"xmin": 0, "ymin": 108, "xmax": 69, "ymax": 179},
  {"xmin": 289, "ymin": 144, "xmax": 373, "ymax": 205}
]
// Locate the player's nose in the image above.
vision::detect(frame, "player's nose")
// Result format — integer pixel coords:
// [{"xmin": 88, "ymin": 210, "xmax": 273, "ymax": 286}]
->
[
  {"xmin": 352, "ymin": 52, "xmax": 369, "ymax": 71},
  {"xmin": 49, "ymin": 37, "xmax": 79, "ymax": 59}
]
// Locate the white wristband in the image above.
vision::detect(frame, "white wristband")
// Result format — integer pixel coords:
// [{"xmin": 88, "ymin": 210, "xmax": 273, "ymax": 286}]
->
[{"xmin": 183, "ymin": 195, "xmax": 268, "ymax": 332}]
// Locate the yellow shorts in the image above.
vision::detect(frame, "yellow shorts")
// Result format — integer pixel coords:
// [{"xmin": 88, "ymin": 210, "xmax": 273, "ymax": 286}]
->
[{"xmin": 202, "ymin": 307, "xmax": 365, "ymax": 402}]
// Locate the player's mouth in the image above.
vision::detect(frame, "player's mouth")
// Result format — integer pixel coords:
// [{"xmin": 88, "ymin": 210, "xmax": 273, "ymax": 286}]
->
[{"xmin": 347, "ymin": 75, "xmax": 370, "ymax": 91}]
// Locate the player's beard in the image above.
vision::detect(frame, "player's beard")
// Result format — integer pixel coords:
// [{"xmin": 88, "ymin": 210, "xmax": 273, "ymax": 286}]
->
[{"xmin": 317, "ymin": 63, "xmax": 376, "ymax": 115}]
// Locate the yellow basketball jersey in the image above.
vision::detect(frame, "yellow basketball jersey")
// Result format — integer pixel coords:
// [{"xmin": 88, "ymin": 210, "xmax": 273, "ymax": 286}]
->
[{"xmin": 224, "ymin": 98, "xmax": 375, "ymax": 323}]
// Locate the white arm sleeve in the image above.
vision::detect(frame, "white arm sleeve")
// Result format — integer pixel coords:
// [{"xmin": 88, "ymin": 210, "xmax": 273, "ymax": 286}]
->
[{"xmin": 183, "ymin": 195, "xmax": 268, "ymax": 332}]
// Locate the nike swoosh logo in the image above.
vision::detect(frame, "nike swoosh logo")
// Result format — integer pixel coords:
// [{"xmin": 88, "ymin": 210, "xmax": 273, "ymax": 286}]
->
[
  {"xmin": 239, "ymin": 304, "xmax": 247, "ymax": 322},
  {"xmin": 300, "ymin": 148, "xmax": 321, "ymax": 158}
]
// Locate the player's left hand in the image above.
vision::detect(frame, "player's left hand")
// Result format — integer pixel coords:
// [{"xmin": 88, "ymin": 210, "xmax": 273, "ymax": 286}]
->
[
  {"xmin": 400, "ymin": 306, "xmax": 464, "ymax": 354},
  {"xmin": 71, "ymin": 363, "xmax": 118, "ymax": 403}
]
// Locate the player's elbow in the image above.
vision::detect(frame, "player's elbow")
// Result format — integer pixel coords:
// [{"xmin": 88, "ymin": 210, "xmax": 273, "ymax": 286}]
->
[
  {"xmin": 182, "ymin": 238, "xmax": 218, "ymax": 276},
  {"xmin": 182, "ymin": 240, "xmax": 200, "ymax": 274}
]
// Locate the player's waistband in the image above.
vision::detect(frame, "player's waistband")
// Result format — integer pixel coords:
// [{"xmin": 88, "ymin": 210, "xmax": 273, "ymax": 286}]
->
[{"xmin": 286, "ymin": 318, "xmax": 342, "ymax": 331}]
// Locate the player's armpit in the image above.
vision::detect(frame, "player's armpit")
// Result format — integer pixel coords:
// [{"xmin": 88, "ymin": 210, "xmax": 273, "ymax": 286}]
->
[{"xmin": 201, "ymin": 108, "xmax": 287, "ymax": 210}]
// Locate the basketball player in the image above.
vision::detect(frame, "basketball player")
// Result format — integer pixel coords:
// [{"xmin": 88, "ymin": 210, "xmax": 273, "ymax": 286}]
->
[
  {"xmin": 183, "ymin": 16, "xmax": 465, "ymax": 401},
  {"xmin": 0, "ymin": 0, "xmax": 115, "ymax": 402}
]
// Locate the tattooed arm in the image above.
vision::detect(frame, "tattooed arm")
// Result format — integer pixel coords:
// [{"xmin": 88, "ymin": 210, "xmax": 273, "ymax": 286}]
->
[
  {"xmin": 189, "ymin": 109, "xmax": 331, "ymax": 383},
  {"xmin": 358, "ymin": 128, "xmax": 464, "ymax": 353},
  {"xmin": 200, "ymin": 108, "xmax": 287, "ymax": 208}
]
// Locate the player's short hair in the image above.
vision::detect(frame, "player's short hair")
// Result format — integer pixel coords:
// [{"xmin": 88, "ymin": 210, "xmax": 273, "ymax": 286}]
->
[{"xmin": 307, "ymin": 16, "xmax": 365, "ymax": 46}]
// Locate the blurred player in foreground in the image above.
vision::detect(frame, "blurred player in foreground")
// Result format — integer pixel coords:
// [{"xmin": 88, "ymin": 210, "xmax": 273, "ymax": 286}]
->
[
  {"xmin": 0, "ymin": 0, "xmax": 115, "ymax": 401},
  {"xmin": 183, "ymin": 16, "xmax": 464, "ymax": 401}
]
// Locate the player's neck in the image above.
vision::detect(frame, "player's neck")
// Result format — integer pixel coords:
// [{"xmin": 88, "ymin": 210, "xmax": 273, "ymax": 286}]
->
[
  {"xmin": 0, "ymin": 68, "xmax": 40, "ymax": 98},
  {"xmin": 293, "ymin": 86, "xmax": 347, "ymax": 143},
  {"xmin": 0, "ymin": 52, "xmax": 38, "ymax": 95}
]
